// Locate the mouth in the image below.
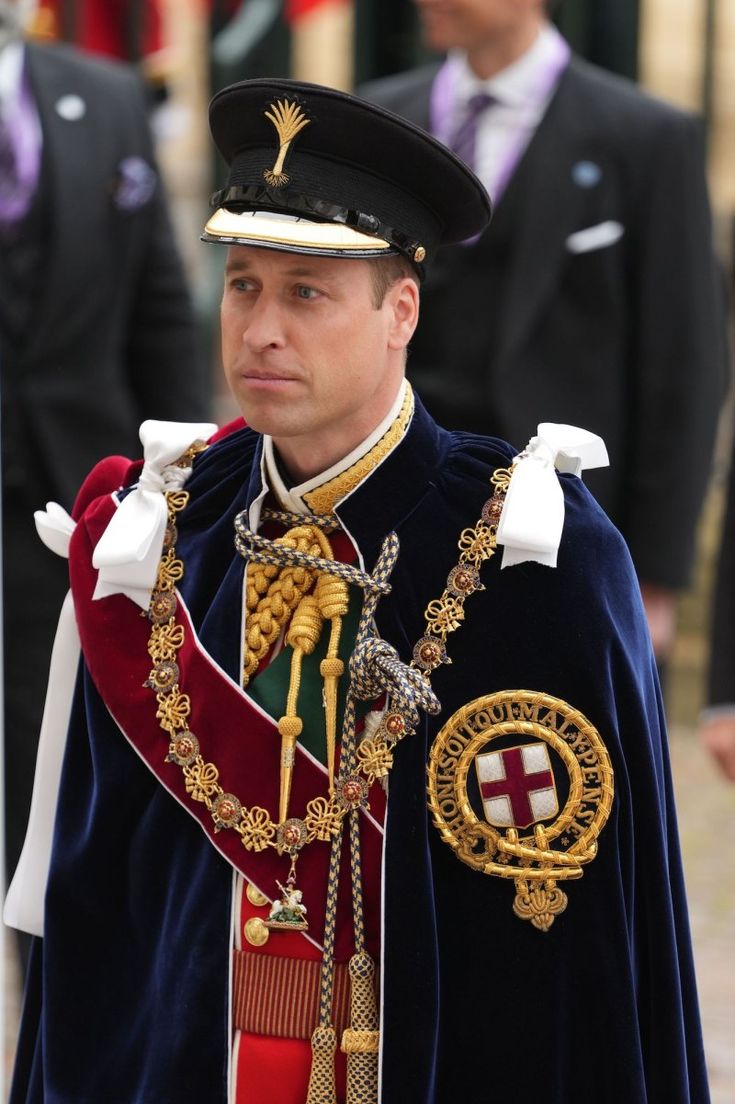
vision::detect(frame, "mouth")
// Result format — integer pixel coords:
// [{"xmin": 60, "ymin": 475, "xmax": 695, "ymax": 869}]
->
[{"xmin": 238, "ymin": 371, "xmax": 302, "ymax": 391}]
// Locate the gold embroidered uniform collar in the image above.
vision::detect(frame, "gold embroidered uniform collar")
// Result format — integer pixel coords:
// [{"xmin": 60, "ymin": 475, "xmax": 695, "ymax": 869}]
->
[{"xmin": 263, "ymin": 380, "xmax": 414, "ymax": 516}]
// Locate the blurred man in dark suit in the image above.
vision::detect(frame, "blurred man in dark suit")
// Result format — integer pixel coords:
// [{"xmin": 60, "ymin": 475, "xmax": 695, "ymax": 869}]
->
[
  {"xmin": 0, "ymin": 0, "xmax": 211, "ymax": 896},
  {"xmin": 699, "ymin": 431, "xmax": 735, "ymax": 782},
  {"xmin": 360, "ymin": 0, "xmax": 727, "ymax": 662}
]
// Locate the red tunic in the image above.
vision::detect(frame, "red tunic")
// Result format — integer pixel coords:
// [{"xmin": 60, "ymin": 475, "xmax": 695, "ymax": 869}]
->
[{"xmin": 232, "ymin": 523, "xmax": 386, "ymax": 1103}]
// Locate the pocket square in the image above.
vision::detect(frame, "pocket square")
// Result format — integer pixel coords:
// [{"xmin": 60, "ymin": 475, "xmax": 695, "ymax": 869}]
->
[
  {"xmin": 566, "ymin": 220, "xmax": 624, "ymax": 254},
  {"xmin": 112, "ymin": 156, "xmax": 157, "ymax": 212}
]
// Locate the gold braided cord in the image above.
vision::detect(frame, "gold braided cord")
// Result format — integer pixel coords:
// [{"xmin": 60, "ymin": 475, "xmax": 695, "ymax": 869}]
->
[
  {"xmin": 342, "ymin": 1030, "xmax": 379, "ymax": 1055},
  {"xmin": 342, "ymin": 952, "xmax": 380, "ymax": 1101},
  {"xmin": 284, "ymin": 594, "xmax": 323, "ymax": 714},
  {"xmin": 355, "ymin": 467, "xmax": 512, "ymax": 787},
  {"xmin": 243, "ymin": 520, "xmax": 339, "ymax": 685},
  {"xmin": 243, "ymin": 524, "xmax": 323, "ymax": 685},
  {"xmin": 305, "ymin": 1025, "xmax": 338, "ymax": 1104},
  {"xmin": 249, "ymin": 521, "xmax": 346, "ymax": 821}
]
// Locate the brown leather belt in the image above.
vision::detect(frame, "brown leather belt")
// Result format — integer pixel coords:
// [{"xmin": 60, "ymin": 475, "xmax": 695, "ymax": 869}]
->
[{"xmin": 233, "ymin": 949, "xmax": 351, "ymax": 1041}]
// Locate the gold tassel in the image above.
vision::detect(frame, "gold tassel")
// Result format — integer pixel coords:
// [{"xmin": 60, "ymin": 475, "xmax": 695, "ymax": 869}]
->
[
  {"xmin": 306, "ymin": 1024, "xmax": 338, "ymax": 1104},
  {"xmin": 278, "ymin": 594, "xmax": 323, "ymax": 823},
  {"xmin": 316, "ymin": 573, "xmax": 349, "ymax": 793},
  {"xmin": 243, "ymin": 523, "xmax": 323, "ymax": 685},
  {"xmin": 341, "ymin": 953, "xmax": 379, "ymax": 1104}
]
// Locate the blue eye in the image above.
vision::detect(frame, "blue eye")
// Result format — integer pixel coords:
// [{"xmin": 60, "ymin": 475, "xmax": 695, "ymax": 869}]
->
[{"xmin": 296, "ymin": 285, "xmax": 318, "ymax": 300}]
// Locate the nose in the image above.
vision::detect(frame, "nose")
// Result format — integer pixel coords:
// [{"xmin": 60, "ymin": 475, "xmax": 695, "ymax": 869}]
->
[{"xmin": 242, "ymin": 292, "xmax": 287, "ymax": 353}]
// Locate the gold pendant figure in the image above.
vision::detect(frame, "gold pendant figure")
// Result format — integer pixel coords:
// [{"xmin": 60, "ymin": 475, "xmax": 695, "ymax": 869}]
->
[{"xmin": 264, "ymin": 872, "xmax": 309, "ymax": 933}]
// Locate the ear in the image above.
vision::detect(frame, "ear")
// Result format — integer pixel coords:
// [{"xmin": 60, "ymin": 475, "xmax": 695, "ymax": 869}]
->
[{"xmin": 386, "ymin": 277, "xmax": 420, "ymax": 351}]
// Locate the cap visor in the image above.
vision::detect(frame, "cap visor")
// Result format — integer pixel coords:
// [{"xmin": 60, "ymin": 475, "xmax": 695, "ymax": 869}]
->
[{"xmin": 202, "ymin": 208, "xmax": 393, "ymax": 255}]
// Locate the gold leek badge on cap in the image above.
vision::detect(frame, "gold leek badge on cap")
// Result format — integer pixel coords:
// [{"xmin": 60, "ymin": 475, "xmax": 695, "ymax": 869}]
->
[{"xmin": 263, "ymin": 99, "xmax": 310, "ymax": 188}]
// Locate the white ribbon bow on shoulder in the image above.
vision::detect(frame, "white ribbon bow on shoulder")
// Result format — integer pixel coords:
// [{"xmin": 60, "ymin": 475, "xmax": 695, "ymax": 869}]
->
[
  {"xmin": 92, "ymin": 419, "xmax": 217, "ymax": 609},
  {"xmin": 4, "ymin": 419, "xmax": 216, "ymax": 939},
  {"xmin": 496, "ymin": 422, "xmax": 608, "ymax": 569}
]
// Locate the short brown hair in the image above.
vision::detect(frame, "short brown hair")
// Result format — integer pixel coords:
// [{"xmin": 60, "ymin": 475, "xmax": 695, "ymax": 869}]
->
[{"xmin": 368, "ymin": 253, "xmax": 420, "ymax": 308}]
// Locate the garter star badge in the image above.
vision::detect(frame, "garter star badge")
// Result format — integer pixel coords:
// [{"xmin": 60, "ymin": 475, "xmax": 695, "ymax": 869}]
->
[{"xmin": 427, "ymin": 690, "xmax": 614, "ymax": 931}]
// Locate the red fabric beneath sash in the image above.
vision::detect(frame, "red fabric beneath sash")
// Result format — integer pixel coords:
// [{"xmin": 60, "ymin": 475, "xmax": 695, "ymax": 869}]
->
[
  {"xmin": 68, "ymin": 489, "xmax": 385, "ymax": 958},
  {"xmin": 235, "ymin": 888, "xmax": 349, "ymax": 1104},
  {"xmin": 235, "ymin": 1033, "xmax": 346, "ymax": 1104}
]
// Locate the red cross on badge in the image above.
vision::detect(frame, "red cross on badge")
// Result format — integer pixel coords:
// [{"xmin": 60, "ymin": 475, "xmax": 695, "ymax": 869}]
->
[{"xmin": 475, "ymin": 743, "xmax": 559, "ymax": 829}]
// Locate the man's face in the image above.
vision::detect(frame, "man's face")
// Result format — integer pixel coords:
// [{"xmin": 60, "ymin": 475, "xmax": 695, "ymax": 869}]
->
[
  {"xmin": 415, "ymin": 0, "xmax": 540, "ymax": 53},
  {"xmin": 220, "ymin": 245, "xmax": 416, "ymax": 480},
  {"xmin": 0, "ymin": 0, "xmax": 37, "ymax": 35}
]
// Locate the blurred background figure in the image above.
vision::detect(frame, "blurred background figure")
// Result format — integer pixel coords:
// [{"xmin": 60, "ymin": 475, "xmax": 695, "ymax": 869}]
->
[
  {"xmin": 359, "ymin": 0, "xmax": 729, "ymax": 666},
  {"xmin": 25, "ymin": 0, "xmax": 172, "ymax": 101},
  {"xmin": 0, "ymin": 0, "xmax": 210, "ymax": 951},
  {"xmin": 699, "ymin": 429, "xmax": 735, "ymax": 783}
]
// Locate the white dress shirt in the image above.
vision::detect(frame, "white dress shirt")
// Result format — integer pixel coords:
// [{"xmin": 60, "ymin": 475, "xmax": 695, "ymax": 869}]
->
[{"xmin": 432, "ymin": 24, "xmax": 570, "ymax": 203}]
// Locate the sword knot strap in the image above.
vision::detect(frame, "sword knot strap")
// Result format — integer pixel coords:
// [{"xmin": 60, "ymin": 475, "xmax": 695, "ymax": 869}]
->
[
  {"xmin": 349, "ymin": 637, "xmax": 440, "ymax": 723},
  {"xmin": 341, "ymin": 1029, "xmax": 379, "ymax": 1054}
]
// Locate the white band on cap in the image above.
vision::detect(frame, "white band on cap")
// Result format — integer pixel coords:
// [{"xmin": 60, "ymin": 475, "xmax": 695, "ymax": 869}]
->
[{"xmin": 203, "ymin": 207, "xmax": 392, "ymax": 252}]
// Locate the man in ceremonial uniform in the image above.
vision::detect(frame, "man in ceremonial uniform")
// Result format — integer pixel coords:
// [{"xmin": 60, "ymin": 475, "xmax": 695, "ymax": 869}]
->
[{"xmin": 7, "ymin": 79, "xmax": 710, "ymax": 1103}]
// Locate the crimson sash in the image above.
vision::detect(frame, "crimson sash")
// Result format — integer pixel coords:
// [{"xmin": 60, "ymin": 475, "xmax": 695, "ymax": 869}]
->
[{"xmin": 68, "ymin": 488, "xmax": 384, "ymax": 956}]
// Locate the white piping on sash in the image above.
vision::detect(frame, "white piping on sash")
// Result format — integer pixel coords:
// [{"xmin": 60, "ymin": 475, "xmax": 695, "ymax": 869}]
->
[
  {"xmin": 377, "ymin": 774, "xmax": 389, "ymax": 1103},
  {"xmin": 3, "ymin": 591, "xmax": 80, "ymax": 937},
  {"xmin": 227, "ymin": 868, "xmax": 240, "ymax": 1104}
]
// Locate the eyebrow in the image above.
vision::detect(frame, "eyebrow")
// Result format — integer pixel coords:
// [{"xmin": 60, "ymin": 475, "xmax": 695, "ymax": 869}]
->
[{"xmin": 224, "ymin": 257, "xmax": 339, "ymax": 281}]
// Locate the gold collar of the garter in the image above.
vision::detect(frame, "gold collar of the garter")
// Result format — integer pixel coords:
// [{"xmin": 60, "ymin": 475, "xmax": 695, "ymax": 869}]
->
[
  {"xmin": 302, "ymin": 385, "xmax": 414, "ymax": 515},
  {"xmin": 264, "ymin": 383, "xmax": 415, "ymax": 518},
  {"xmin": 146, "ymin": 439, "xmax": 512, "ymax": 1104}
]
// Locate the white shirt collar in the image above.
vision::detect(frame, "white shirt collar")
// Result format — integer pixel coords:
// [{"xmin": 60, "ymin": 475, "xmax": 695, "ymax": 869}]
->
[
  {"xmin": 450, "ymin": 22, "xmax": 567, "ymax": 110},
  {"xmin": 0, "ymin": 40, "xmax": 25, "ymax": 114},
  {"xmin": 263, "ymin": 378, "xmax": 409, "ymax": 514}
]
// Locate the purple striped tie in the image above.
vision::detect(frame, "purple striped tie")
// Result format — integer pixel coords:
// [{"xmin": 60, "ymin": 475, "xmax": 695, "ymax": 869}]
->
[
  {"xmin": 448, "ymin": 92, "xmax": 494, "ymax": 170},
  {"xmin": 0, "ymin": 71, "xmax": 39, "ymax": 228},
  {"xmin": 0, "ymin": 113, "xmax": 19, "ymax": 204}
]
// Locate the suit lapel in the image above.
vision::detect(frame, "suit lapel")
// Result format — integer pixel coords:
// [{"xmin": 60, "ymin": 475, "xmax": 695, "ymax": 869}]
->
[
  {"xmin": 398, "ymin": 65, "xmax": 439, "ymax": 132},
  {"xmin": 490, "ymin": 60, "xmax": 593, "ymax": 366},
  {"xmin": 24, "ymin": 44, "xmax": 103, "ymax": 360}
]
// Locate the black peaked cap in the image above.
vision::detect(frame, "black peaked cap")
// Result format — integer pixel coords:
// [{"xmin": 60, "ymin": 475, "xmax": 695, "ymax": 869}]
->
[{"xmin": 206, "ymin": 78, "xmax": 491, "ymax": 269}]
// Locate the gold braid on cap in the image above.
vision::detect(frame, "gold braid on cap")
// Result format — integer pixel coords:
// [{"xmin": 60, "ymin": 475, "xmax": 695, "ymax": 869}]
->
[{"xmin": 263, "ymin": 99, "xmax": 311, "ymax": 188}]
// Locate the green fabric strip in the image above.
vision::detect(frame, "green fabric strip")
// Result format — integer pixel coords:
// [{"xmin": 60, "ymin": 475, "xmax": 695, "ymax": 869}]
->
[{"xmin": 247, "ymin": 589, "xmax": 362, "ymax": 765}]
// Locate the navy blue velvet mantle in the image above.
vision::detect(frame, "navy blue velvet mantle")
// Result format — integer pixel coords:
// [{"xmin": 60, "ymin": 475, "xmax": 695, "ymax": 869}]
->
[{"xmin": 11, "ymin": 399, "xmax": 709, "ymax": 1103}]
